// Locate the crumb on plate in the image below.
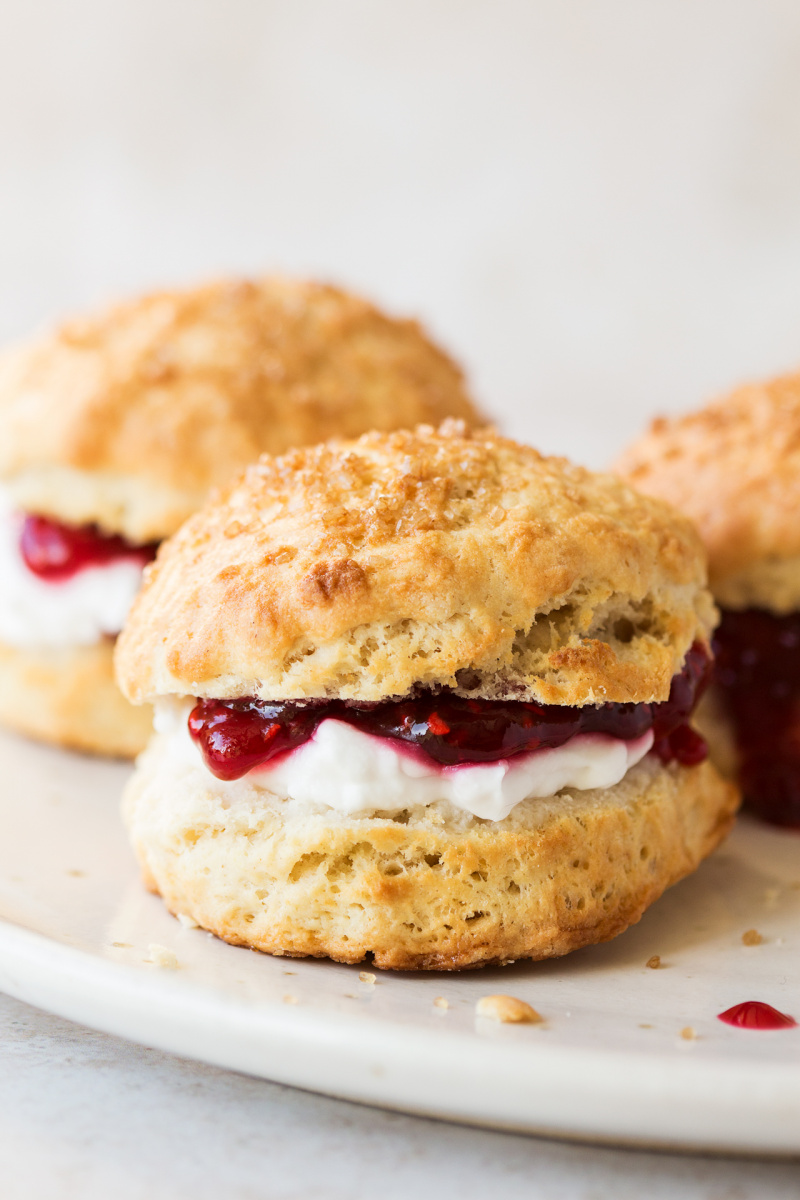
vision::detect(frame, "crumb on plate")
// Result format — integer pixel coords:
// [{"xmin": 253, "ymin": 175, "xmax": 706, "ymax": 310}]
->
[
  {"xmin": 147, "ymin": 943, "xmax": 179, "ymax": 969},
  {"xmin": 742, "ymin": 929, "xmax": 763, "ymax": 946},
  {"xmin": 646, "ymin": 954, "xmax": 662, "ymax": 969},
  {"xmin": 476, "ymin": 994, "xmax": 543, "ymax": 1024}
]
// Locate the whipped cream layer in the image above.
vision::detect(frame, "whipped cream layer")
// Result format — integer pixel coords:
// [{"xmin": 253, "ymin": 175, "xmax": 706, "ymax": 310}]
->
[
  {"xmin": 0, "ymin": 488, "xmax": 147, "ymax": 649},
  {"xmin": 156, "ymin": 701, "xmax": 654, "ymax": 821}
]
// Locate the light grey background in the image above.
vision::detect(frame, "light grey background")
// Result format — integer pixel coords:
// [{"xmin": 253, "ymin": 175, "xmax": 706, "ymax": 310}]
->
[
  {"xmin": 1, "ymin": 3, "xmax": 800, "ymax": 1195},
  {"xmin": 3, "ymin": 1, "xmax": 800, "ymax": 468}
]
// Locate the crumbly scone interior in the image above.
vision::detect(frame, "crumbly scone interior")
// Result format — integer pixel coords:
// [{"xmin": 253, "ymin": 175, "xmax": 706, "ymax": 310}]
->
[{"xmin": 266, "ymin": 578, "xmax": 713, "ymax": 706}]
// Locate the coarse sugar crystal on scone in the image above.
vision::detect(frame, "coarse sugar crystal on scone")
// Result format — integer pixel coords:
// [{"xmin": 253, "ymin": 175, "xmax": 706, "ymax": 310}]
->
[
  {"xmin": 115, "ymin": 422, "xmax": 739, "ymax": 970},
  {"xmin": 616, "ymin": 369, "xmax": 800, "ymax": 828},
  {"xmin": 0, "ymin": 276, "xmax": 480, "ymax": 757}
]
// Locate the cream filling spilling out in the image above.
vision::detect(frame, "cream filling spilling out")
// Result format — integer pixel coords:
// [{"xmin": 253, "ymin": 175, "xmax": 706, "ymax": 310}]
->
[
  {"xmin": 155, "ymin": 701, "xmax": 654, "ymax": 822},
  {"xmin": 0, "ymin": 487, "xmax": 147, "ymax": 649}
]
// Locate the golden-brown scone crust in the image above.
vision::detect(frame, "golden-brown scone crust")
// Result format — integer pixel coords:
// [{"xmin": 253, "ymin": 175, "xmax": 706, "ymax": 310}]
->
[
  {"xmin": 116, "ymin": 423, "xmax": 716, "ymax": 708},
  {"xmin": 123, "ymin": 749, "xmax": 738, "ymax": 971},
  {"xmin": 0, "ymin": 277, "xmax": 479, "ymax": 543},
  {"xmin": 615, "ymin": 371, "xmax": 800, "ymax": 609},
  {"xmin": 0, "ymin": 638, "xmax": 152, "ymax": 757}
]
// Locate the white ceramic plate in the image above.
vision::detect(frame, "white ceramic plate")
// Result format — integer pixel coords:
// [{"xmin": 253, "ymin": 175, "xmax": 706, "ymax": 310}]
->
[{"xmin": 0, "ymin": 728, "xmax": 797, "ymax": 1154}]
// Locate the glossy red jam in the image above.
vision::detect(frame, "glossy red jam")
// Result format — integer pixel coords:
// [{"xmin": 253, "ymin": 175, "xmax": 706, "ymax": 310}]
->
[
  {"xmin": 19, "ymin": 514, "xmax": 157, "ymax": 581},
  {"xmin": 188, "ymin": 642, "xmax": 711, "ymax": 782},
  {"xmin": 717, "ymin": 1001, "xmax": 797, "ymax": 1030},
  {"xmin": 714, "ymin": 608, "xmax": 800, "ymax": 828}
]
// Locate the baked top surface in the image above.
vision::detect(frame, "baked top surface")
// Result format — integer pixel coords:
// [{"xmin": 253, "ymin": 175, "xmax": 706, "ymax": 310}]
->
[
  {"xmin": 0, "ymin": 276, "xmax": 479, "ymax": 540},
  {"xmin": 115, "ymin": 422, "xmax": 714, "ymax": 706},
  {"xmin": 615, "ymin": 370, "xmax": 800, "ymax": 584}
]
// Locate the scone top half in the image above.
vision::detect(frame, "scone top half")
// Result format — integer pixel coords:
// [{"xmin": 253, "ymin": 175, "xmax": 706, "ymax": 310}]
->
[
  {"xmin": 616, "ymin": 370, "xmax": 800, "ymax": 827},
  {"xmin": 117, "ymin": 422, "xmax": 715, "ymax": 771},
  {"xmin": 615, "ymin": 371, "xmax": 800, "ymax": 614},
  {"xmin": 0, "ymin": 277, "xmax": 477, "ymax": 757},
  {"xmin": 0, "ymin": 276, "xmax": 478, "ymax": 547}
]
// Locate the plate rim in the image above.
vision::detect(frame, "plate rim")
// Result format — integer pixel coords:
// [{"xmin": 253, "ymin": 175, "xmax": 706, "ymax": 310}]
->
[{"xmin": 0, "ymin": 915, "xmax": 798, "ymax": 1155}]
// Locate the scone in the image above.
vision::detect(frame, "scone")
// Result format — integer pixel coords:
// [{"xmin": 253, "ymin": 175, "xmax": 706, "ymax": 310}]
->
[
  {"xmin": 616, "ymin": 369, "xmax": 800, "ymax": 828},
  {"xmin": 0, "ymin": 277, "xmax": 478, "ymax": 757},
  {"xmin": 114, "ymin": 422, "xmax": 738, "ymax": 970}
]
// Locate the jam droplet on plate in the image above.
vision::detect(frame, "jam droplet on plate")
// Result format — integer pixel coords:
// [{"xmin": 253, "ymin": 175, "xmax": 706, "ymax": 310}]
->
[
  {"xmin": 717, "ymin": 1001, "xmax": 797, "ymax": 1030},
  {"xmin": 189, "ymin": 643, "xmax": 711, "ymax": 782},
  {"xmin": 19, "ymin": 513, "xmax": 158, "ymax": 581}
]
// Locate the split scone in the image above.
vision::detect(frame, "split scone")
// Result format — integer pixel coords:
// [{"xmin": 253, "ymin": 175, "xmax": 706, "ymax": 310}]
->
[
  {"xmin": 617, "ymin": 370, "xmax": 800, "ymax": 829},
  {"xmin": 115, "ymin": 423, "xmax": 738, "ymax": 969},
  {"xmin": 0, "ymin": 277, "xmax": 478, "ymax": 757}
]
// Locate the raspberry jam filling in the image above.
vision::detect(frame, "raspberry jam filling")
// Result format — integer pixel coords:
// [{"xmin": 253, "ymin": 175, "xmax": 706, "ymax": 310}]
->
[
  {"xmin": 188, "ymin": 642, "xmax": 711, "ymax": 782},
  {"xmin": 714, "ymin": 608, "xmax": 800, "ymax": 829},
  {"xmin": 19, "ymin": 513, "xmax": 158, "ymax": 581}
]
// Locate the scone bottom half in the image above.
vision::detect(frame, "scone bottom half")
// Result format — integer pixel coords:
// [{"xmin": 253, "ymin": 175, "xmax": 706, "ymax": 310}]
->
[
  {"xmin": 617, "ymin": 369, "xmax": 800, "ymax": 829},
  {"xmin": 0, "ymin": 508, "xmax": 157, "ymax": 757},
  {"xmin": 0, "ymin": 275, "xmax": 481, "ymax": 757},
  {"xmin": 116, "ymin": 423, "xmax": 739, "ymax": 969}
]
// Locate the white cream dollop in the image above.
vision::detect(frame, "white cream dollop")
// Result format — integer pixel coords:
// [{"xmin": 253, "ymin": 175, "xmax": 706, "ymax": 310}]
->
[
  {"xmin": 156, "ymin": 701, "xmax": 654, "ymax": 822},
  {"xmin": 0, "ymin": 487, "xmax": 148, "ymax": 649},
  {"xmin": 257, "ymin": 720, "xmax": 653, "ymax": 819}
]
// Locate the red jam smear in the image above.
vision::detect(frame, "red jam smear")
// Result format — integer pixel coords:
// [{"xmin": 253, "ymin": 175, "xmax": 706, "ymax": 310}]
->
[
  {"xmin": 188, "ymin": 642, "xmax": 711, "ymax": 782},
  {"xmin": 714, "ymin": 608, "xmax": 800, "ymax": 828},
  {"xmin": 19, "ymin": 514, "xmax": 157, "ymax": 581},
  {"xmin": 717, "ymin": 1001, "xmax": 797, "ymax": 1030}
]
